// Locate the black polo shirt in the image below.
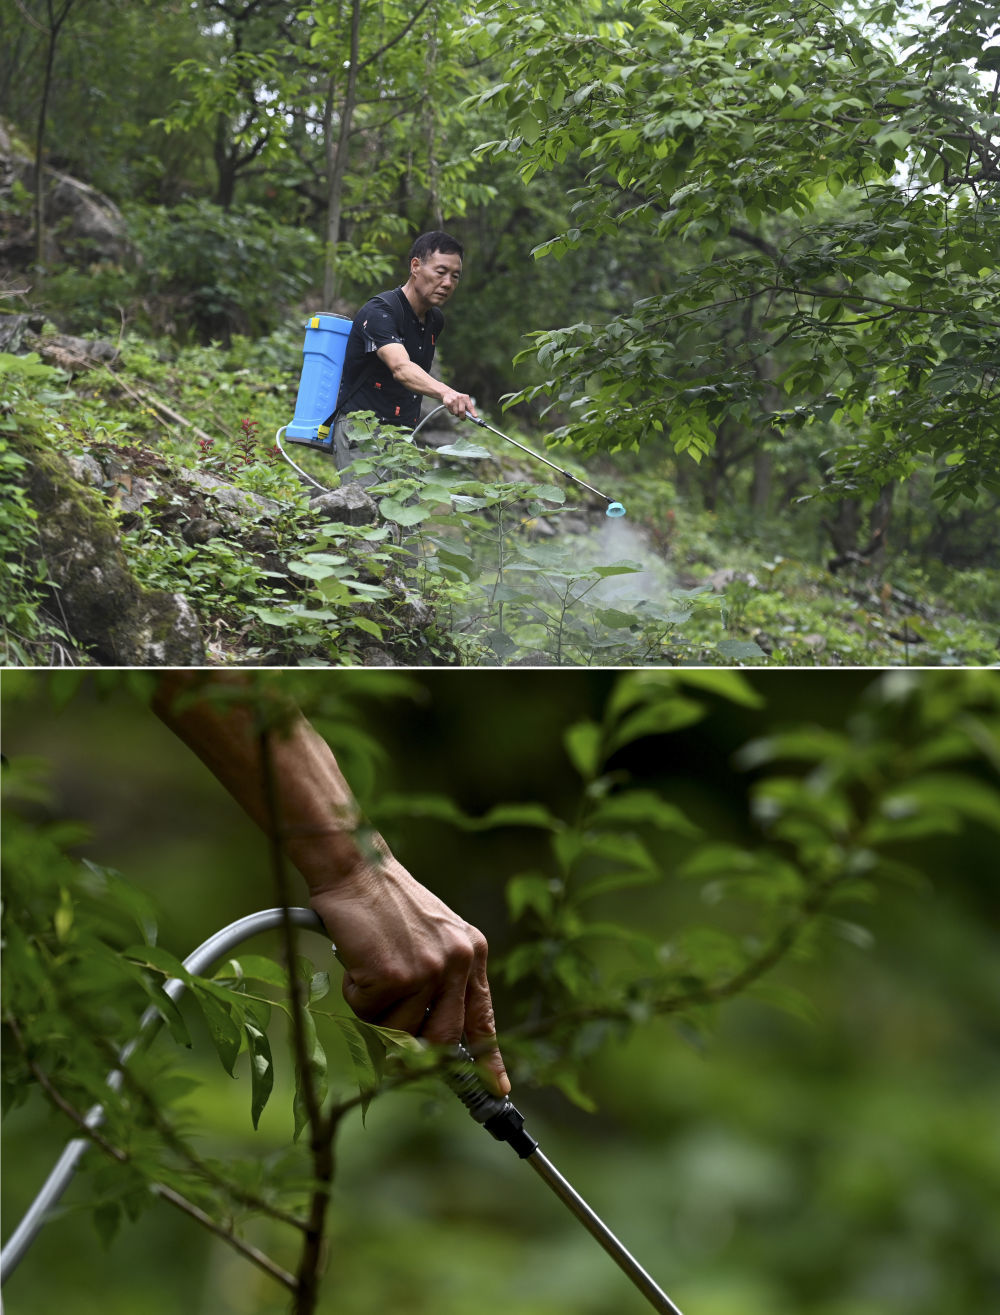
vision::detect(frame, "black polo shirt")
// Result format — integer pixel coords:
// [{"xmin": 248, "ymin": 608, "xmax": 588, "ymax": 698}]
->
[{"xmin": 335, "ymin": 287, "xmax": 445, "ymax": 429}]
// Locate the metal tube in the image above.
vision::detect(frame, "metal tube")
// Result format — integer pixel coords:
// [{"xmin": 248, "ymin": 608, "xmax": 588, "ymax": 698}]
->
[
  {"xmin": 466, "ymin": 416, "xmax": 619, "ymax": 506},
  {"xmin": 1, "ymin": 907, "xmax": 325, "ymax": 1284},
  {"xmin": 527, "ymin": 1149, "xmax": 685, "ymax": 1315}
]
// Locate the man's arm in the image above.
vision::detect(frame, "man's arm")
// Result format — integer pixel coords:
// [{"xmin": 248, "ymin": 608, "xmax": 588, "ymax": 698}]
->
[
  {"xmin": 153, "ymin": 673, "xmax": 509, "ymax": 1096},
  {"xmin": 377, "ymin": 341, "xmax": 478, "ymax": 420}
]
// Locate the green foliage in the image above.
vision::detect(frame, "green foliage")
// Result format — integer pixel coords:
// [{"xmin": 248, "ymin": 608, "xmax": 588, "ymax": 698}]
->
[
  {"xmin": 0, "ymin": 357, "xmax": 77, "ymax": 663},
  {"xmin": 3, "ymin": 334, "xmax": 994, "ymax": 666},
  {"xmin": 483, "ymin": 0, "xmax": 999, "ymax": 505},
  {"xmin": 126, "ymin": 200, "xmax": 321, "ymax": 342},
  {"xmin": 3, "ymin": 671, "xmax": 999, "ymax": 1313}
]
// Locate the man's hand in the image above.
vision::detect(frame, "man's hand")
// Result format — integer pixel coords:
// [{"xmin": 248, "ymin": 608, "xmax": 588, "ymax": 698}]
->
[
  {"xmin": 440, "ymin": 386, "xmax": 479, "ymax": 421},
  {"xmin": 309, "ymin": 857, "xmax": 510, "ymax": 1098},
  {"xmin": 153, "ymin": 672, "xmax": 508, "ymax": 1098}
]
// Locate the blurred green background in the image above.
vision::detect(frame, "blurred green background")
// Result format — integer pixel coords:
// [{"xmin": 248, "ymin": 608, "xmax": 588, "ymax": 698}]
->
[{"xmin": 2, "ymin": 670, "xmax": 998, "ymax": 1315}]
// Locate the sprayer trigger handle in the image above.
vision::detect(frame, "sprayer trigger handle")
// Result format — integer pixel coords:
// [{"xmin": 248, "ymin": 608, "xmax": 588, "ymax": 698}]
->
[{"xmin": 446, "ymin": 1042, "xmax": 538, "ymax": 1158}]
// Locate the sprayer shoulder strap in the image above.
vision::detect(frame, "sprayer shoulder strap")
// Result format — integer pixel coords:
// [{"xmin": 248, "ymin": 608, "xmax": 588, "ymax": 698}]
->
[{"xmin": 320, "ymin": 289, "xmax": 410, "ymax": 432}]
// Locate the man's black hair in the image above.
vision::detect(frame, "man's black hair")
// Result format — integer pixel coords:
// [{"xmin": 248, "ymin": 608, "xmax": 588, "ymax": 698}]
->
[{"xmin": 409, "ymin": 230, "xmax": 464, "ymax": 264}]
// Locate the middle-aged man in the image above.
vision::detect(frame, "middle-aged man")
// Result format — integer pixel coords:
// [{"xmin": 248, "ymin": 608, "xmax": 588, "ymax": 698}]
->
[{"xmin": 321, "ymin": 230, "xmax": 479, "ymax": 479}]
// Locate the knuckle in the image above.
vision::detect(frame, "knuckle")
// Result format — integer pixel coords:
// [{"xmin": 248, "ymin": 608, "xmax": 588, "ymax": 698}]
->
[{"xmin": 468, "ymin": 927, "xmax": 489, "ymax": 962}]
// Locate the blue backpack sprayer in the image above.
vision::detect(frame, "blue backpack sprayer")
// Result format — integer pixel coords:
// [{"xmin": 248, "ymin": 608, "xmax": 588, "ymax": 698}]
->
[
  {"xmin": 277, "ymin": 313, "xmax": 627, "ymax": 517},
  {"xmin": 1, "ymin": 908, "xmax": 682, "ymax": 1314}
]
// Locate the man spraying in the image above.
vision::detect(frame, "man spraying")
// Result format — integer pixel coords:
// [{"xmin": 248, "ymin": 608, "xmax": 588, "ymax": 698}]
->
[{"xmin": 323, "ymin": 230, "xmax": 478, "ymax": 478}]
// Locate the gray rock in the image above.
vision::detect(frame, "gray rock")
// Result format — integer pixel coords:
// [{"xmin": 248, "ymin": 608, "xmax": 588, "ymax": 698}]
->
[
  {"xmin": 62, "ymin": 452, "xmax": 105, "ymax": 488},
  {"xmin": 11, "ymin": 431, "xmax": 205, "ymax": 666},
  {"xmin": 310, "ymin": 484, "xmax": 378, "ymax": 526},
  {"xmin": 182, "ymin": 517, "xmax": 225, "ymax": 546},
  {"xmin": 0, "ymin": 122, "xmax": 134, "ymax": 266},
  {"xmin": 114, "ymin": 475, "xmax": 159, "ymax": 515},
  {"xmin": 187, "ymin": 468, "xmax": 281, "ymax": 518},
  {"xmin": 47, "ymin": 173, "xmax": 130, "ymax": 262},
  {"xmin": 360, "ymin": 646, "xmax": 396, "ymax": 666}
]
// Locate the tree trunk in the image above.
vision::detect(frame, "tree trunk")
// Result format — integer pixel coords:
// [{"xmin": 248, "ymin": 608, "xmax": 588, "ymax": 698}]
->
[
  {"xmin": 322, "ymin": 0, "xmax": 361, "ymax": 307},
  {"xmin": 750, "ymin": 447, "xmax": 772, "ymax": 515},
  {"xmin": 33, "ymin": 0, "xmax": 77, "ymax": 272},
  {"xmin": 214, "ymin": 115, "xmax": 237, "ymax": 209},
  {"xmin": 424, "ymin": 10, "xmax": 441, "ymax": 228},
  {"xmin": 823, "ymin": 497, "xmax": 862, "ymax": 558}
]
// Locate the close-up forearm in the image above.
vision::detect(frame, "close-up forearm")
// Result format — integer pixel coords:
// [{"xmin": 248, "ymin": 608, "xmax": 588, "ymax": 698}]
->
[{"xmin": 151, "ymin": 673, "xmax": 387, "ymax": 896}]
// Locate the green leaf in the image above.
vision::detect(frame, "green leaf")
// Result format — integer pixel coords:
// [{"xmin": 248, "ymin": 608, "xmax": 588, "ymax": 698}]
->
[
  {"xmin": 580, "ymin": 831, "xmax": 658, "ymax": 875},
  {"xmin": 735, "ymin": 729, "xmax": 852, "ymax": 769},
  {"xmin": 435, "ymin": 439, "xmax": 493, "ymax": 458},
  {"xmin": 450, "ymin": 494, "xmax": 495, "ymax": 511},
  {"xmin": 123, "ymin": 944, "xmax": 192, "ymax": 985},
  {"xmin": 575, "ymin": 868, "xmax": 661, "ymax": 901},
  {"xmin": 139, "ymin": 979, "xmax": 192, "ymax": 1048},
  {"xmin": 507, "ymin": 872, "xmax": 558, "ymax": 921},
  {"xmin": 607, "ymin": 697, "xmax": 706, "ymax": 754},
  {"xmin": 485, "ymin": 583, "xmax": 536, "ymax": 605},
  {"xmin": 589, "ymin": 790, "xmax": 699, "ymax": 835},
  {"xmin": 244, "ymin": 1020, "xmax": 274, "ymax": 1130},
  {"xmin": 288, "ymin": 556, "xmax": 349, "ymax": 580},
  {"xmin": 376, "ymin": 792, "xmax": 559, "ymax": 831},
  {"xmin": 0, "ymin": 352, "xmax": 60, "ymax": 380},
  {"xmin": 379, "ymin": 498, "xmax": 432, "ymax": 525},
  {"xmin": 351, "ymin": 617, "xmax": 384, "ymax": 640},
  {"xmin": 564, "ymin": 720, "xmax": 604, "ymax": 780},
  {"xmin": 875, "ymin": 774, "xmax": 1000, "ymax": 836},
  {"xmin": 333, "ymin": 1018, "xmax": 384, "ymax": 1120},
  {"xmin": 592, "ymin": 561, "xmax": 642, "ymax": 579},
  {"xmin": 527, "ymin": 483, "xmax": 566, "ymax": 504},
  {"xmin": 595, "ymin": 606, "xmax": 641, "ymax": 629},
  {"xmin": 551, "ymin": 1070, "xmax": 598, "ymax": 1114},
  {"xmin": 292, "ymin": 1007, "xmax": 328, "ymax": 1140},
  {"xmin": 716, "ymin": 640, "xmax": 767, "ymax": 661},
  {"xmin": 215, "ymin": 954, "xmax": 288, "ymax": 989},
  {"xmin": 192, "ymin": 985, "xmax": 242, "ymax": 1076},
  {"xmin": 93, "ymin": 1202, "xmax": 122, "ymax": 1250},
  {"xmin": 677, "ymin": 672, "xmax": 766, "ymax": 708}
]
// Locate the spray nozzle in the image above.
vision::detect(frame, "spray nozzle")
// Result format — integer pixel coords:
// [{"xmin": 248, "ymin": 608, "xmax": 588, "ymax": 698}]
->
[{"xmin": 605, "ymin": 502, "xmax": 627, "ymax": 518}]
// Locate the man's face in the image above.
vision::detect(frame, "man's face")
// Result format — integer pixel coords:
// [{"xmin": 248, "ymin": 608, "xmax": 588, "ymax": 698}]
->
[{"xmin": 410, "ymin": 250, "xmax": 463, "ymax": 306}]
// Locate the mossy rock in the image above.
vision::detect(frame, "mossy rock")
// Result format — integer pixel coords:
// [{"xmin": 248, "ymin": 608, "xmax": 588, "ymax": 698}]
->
[{"xmin": 10, "ymin": 430, "xmax": 205, "ymax": 666}]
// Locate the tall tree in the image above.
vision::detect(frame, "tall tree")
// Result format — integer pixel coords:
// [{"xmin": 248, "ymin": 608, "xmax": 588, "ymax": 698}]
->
[
  {"xmin": 9, "ymin": 0, "xmax": 86, "ymax": 270},
  {"xmin": 481, "ymin": 0, "xmax": 1000, "ymax": 520}
]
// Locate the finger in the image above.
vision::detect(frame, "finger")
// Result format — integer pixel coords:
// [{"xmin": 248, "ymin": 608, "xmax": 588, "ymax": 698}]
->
[
  {"xmin": 463, "ymin": 943, "xmax": 510, "ymax": 1097},
  {"xmin": 341, "ymin": 969, "xmax": 427, "ymax": 1029},
  {"xmin": 420, "ymin": 953, "xmax": 476, "ymax": 1048}
]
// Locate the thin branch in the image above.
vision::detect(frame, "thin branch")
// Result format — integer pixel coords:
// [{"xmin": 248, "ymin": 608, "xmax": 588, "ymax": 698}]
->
[
  {"xmin": 151, "ymin": 1185, "xmax": 297, "ymax": 1292},
  {"xmin": 256, "ymin": 726, "xmax": 335, "ymax": 1315},
  {"xmin": 7, "ymin": 1015, "xmax": 127, "ymax": 1163},
  {"xmin": 509, "ymin": 871, "xmax": 843, "ymax": 1046},
  {"xmin": 357, "ymin": 0, "xmax": 433, "ymax": 72},
  {"xmin": 83, "ymin": 1022, "xmax": 308, "ymax": 1234},
  {"xmin": 6, "ymin": 1016, "xmax": 297, "ymax": 1291}
]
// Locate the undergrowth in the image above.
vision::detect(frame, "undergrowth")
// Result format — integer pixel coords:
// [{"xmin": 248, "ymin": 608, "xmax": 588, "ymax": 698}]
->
[{"xmin": 1, "ymin": 329, "xmax": 995, "ymax": 668}]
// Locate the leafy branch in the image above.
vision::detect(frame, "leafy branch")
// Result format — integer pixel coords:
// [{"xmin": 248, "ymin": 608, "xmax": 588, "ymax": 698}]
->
[{"xmin": 4, "ymin": 1016, "xmax": 298, "ymax": 1293}]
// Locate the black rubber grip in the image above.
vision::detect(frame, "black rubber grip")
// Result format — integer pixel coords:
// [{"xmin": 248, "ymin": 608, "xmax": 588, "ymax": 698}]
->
[{"xmin": 445, "ymin": 1046, "xmax": 538, "ymax": 1159}]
